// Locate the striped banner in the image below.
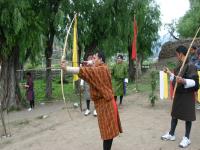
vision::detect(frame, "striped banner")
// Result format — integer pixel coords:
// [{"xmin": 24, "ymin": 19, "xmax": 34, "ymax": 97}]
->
[
  {"xmin": 72, "ymin": 15, "xmax": 79, "ymax": 88},
  {"xmin": 160, "ymin": 71, "xmax": 168, "ymax": 100}
]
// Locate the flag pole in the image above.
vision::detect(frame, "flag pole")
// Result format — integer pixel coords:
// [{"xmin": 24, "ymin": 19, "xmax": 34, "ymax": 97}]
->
[
  {"xmin": 132, "ymin": 16, "xmax": 138, "ymax": 91},
  {"xmin": 135, "ymin": 56, "xmax": 139, "ymax": 92},
  {"xmin": 79, "ymin": 86, "xmax": 83, "ymax": 112}
]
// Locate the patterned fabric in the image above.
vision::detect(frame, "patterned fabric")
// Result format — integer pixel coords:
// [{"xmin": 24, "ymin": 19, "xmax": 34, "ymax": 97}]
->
[
  {"xmin": 111, "ymin": 63, "xmax": 127, "ymax": 96},
  {"xmin": 79, "ymin": 63, "xmax": 122, "ymax": 140}
]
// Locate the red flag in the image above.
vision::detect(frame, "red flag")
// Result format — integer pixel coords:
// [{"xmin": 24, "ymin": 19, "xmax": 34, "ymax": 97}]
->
[{"xmin": 132, "ymin": 17, "xmax": 137, "ymax": 60}]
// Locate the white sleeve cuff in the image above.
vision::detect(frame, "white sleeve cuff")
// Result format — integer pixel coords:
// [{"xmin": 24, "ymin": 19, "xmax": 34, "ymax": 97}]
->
[
  {"xmin": 184, "ymin": 79, "xmax": 195, "ymax": 88},
  {"xmin": 170, "ymin": 73, "xmax": 175, "ymax": 81},
  {"xmin": 80, "ymin": 79, "xmax": 84, "ymax": 86},
  {"xmin": 66, "ymin": 66, "xmax": 80, "ymax": 74},
  {"xmin": 124, "ymin": 78, "xmax": 128, "ymax": 83}
]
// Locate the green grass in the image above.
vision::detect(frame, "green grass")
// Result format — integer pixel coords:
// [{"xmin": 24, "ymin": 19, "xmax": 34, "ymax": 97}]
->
[
  {"xmin": 20, "ymin": 76, "xmax": 79, "ymax": 104},
  {"xmin": 126, "ymin": 70, "xmax": 159, "ymax": 95},
  {"xmin": 126, "ymin": 81, "xmax": 152, "ymax": 95},
  {"xmin": 20, "ymin": 69, "xmax": 159, "ymax": 105}
]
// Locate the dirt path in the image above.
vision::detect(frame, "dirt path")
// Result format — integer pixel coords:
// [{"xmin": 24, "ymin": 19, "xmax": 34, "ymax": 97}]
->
[{"xmin": 0, "ymin": 93, "xmax": 200, "ymax": 150}]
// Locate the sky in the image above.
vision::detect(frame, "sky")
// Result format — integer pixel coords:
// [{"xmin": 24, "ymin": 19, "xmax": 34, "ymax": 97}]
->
[{"xmin": 156, "ymin": 0, "xmax": 190, "ymax": 36}]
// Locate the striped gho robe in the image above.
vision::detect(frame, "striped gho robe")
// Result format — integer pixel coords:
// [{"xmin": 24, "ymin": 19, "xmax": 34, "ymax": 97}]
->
[{"xmin": 78, "ymin": 63, "xmax": 123, "ymax": 140}]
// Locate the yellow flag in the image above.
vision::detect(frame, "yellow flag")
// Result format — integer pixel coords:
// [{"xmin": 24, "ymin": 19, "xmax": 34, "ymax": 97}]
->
[
  {"xmin": 163, "ymin": 72, "xmax": 168, "ymax": 99},
  {"xmin": 72, "ymin": 15, "xmax": 79, "ymax": 83}
]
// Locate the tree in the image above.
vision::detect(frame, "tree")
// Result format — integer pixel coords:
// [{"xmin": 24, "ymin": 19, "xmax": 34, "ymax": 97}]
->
[
  {"xmin": 33, "ymin": 0, "xmax": 78, "ymax": 99},
  {"xmin": 0, "ymin": 0, "xmax": 43, "ymax": 136},
  {"xmin": 0, "ymin": 0, "xmax": 43, "ymax": 108},
  {"xmin": 164, "ymin": 20, "xmax": 180, "ymax": 40},
  {"xmin": 177, "ymin": 0, "xmax": 200, "ymax": 37},
  {"xmin": 71, "ymin": 0, "xmax": 161, "ymax": 80},
  {"xmin": 125, "ymin": 0, "xmax": 161, "ymax": 80},
  {"xmin": 33, "ymin": 0, "xmax": 59, "ymax": 99},
  {"xmin": 137, "ymin": 0, "xmax": 161, "ymax": 71}
]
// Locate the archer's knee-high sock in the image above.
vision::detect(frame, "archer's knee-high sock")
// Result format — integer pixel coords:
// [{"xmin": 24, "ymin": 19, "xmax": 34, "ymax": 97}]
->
[
  {"xmin": 103, "ymin": 139, "xmax": 113, "ymax": 150},
  {"xmin": 114, "ymin": 96, "xmax": 117, "ymax": 101},
  {"xmin": 169, "ymin": 118, "xmax": 178, "ymax": 136},
  {"xmin": 185, "ymin": 121, "xmax": 192, "ymax": 139}
]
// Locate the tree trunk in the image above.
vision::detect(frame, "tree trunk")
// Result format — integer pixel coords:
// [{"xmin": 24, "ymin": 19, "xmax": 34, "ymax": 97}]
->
[
  {"xmin": 45, "ymin": 1, "xmax": 60, "ymax": 100},
  {"xmin": 0, "ymin": 54, "xmax": 16, "ymax": 108},
  {"xmin": 0, "ymin": 67, "xmax": 7, "ymax": 136},
  {"xmin": 0, "ymin": 105, "xmax": 7, "ymax": 136},
  {"xmin": 128, "ymin": 45, "xmax": 136, "ymax": 81},
  {"xmin": 45, "ymin": 31, "xmax": 54, "ymax": 100},
  {"xmin": 0, "ymin": 47, "xmax": 21, "ymax": 136},
  {"xmin": 0, "ymin": 51, "xmax": 16, "ymax": 136},
  {"xmin": 137, "ymin": 57, "xmax": 142, "ymax": 76},
  {"xmin": 14, "ymin": 47, "xmax": 23, "ymax": 107}
]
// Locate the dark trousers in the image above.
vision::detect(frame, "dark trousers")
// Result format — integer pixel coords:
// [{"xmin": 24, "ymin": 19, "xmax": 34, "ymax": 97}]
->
[
  {"xmin": 103, "ymin": 139, "xmax": 113, "ymax": 150},
  {"xmin": 86, "ymin": 100, "xmax": 90, "ymax": 110},
  {"xmin": 114, "ymin": 96, "xmax": 123, "ymax": 104},
  {"xmin": 30, "ymin": 100, "xmax": 35, "ymax": 108},
  {"xmin": 169, "ymin": 118, "xmax": 192, "ymax": 138}
]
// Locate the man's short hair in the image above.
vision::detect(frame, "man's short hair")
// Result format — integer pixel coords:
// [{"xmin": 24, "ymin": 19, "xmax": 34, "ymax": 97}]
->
[
  {"xmin": 176, "ymin": 45, "xmax": 188, "ymax": 56},
  {"xmin": 96, "ymin": 51, "xmax": 106, "ymax": 63},
  {"xmin": 192, "ymin": 45, "xmax": 197, "ymax": 50},
  {"xmin": 26, "ymin": 72, "xmax": 32, "ymax": 77}
]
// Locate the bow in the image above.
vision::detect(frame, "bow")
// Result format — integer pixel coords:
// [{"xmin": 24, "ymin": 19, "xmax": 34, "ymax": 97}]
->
[
  {"xmin": 61, "ymin": 14, "xmax": 77, "ymax": 120},
  {"xmin": 172, "ymin": 26, "xmax": 200, "ymax": 99}
]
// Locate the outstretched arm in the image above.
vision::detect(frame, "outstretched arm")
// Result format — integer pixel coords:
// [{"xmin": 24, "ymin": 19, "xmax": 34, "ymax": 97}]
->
[{"xmin": 61, "ymin": 60, "xmax": 80, "ymax": 74}]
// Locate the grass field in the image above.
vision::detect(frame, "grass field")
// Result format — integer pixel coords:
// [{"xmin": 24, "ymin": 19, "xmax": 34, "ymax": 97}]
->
[{"xmin": 20, "ymin": 76, "xmax": 80, "ymax": 105}]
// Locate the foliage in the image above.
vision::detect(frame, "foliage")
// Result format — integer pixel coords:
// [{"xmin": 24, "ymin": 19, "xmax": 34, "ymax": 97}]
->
[
  {"xmin": 177, "ymin": 0, "xmax": 200, "ymax": 37},
  {"xmin": 0, "ymin": 0, "xmax": 44, "ymax": 62},
  {"xmin": 164, "ymin": 20, "xmax": 179, "ymax": 40},
  {"xmin": 167, "ymin": 61, "xmax": 176, "ymax": 70},
  {"xmin": 0, "ymin": 0, "xmax": 161, "ymax": 107},
  {"xmin": 0, "ymin": 0, "xmax": 161, "ymax": 67},
  {"xmin": 134, "ymin": 0, "xmax": 161, "ymax": 60},
  {"xmin": 149, "ymin": 70, "xmax": 158, "ymax": 106},
  {"xmin": 64, "ymin": 0, "xmax": 161, "ymax": 59}
]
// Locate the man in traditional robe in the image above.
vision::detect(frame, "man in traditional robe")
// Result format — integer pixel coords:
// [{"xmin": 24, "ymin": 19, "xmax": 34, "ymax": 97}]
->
[
  {"xmin": 161, "ymin": 45, "xmax": 199, "ymax": 148},
  {"xmin": 111, "ymin": 54, "xmax": 128, "ymax": 105},
  {"xmin": 61, "ymin": 51, "xmax": 122, "ymax": 150}
]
